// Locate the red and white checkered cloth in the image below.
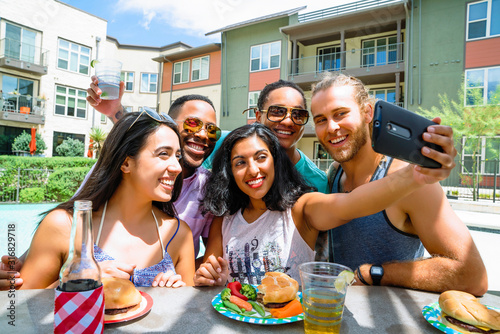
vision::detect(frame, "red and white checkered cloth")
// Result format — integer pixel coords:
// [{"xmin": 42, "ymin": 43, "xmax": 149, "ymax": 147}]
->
[{"xmin": 54, "ymin": 285, "xmax": 104, "ymax": 334}]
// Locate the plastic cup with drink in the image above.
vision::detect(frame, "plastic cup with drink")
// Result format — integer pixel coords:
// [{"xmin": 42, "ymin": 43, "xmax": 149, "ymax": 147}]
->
[
  {"xmin": 298, "ymin": 262, "xmax": 355, "ymax": 334},
  {"xmin": 93, "ymin": 59, "xmax": 122, "ymax": 100}
]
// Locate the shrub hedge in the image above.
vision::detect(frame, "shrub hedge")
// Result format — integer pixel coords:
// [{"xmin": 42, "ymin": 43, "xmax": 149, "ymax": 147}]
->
[{"xmin": 0, "ymin": 156, "xmax": 95, "ymax": 203}]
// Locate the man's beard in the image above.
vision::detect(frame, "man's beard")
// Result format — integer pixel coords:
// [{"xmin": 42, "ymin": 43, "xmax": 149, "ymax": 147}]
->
[{"xmin": 327, "ymin": 123, "xmax": 369, "ymax": 163}]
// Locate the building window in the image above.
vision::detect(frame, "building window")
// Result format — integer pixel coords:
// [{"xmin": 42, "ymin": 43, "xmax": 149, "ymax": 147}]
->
[
  {"xmin": 173, "ymin": 60, "xmax": 190, "ymax": 84},
  {"xmin": 191, "ymin": 56, "xmax": 210, "ymax": 81},
  {"xmin": 317, "ymin": 45, "xmax": 341, "ymax": 72},
  {"xmin": 100, "ymin": 113, "xmax": 107, "ymax": 124},
  {"xmin": 247, "ymin": 91, "xmax": 260, "ymax": 119},
  {"xmin": 467, "ymin": 0, "xmax": 500, "ymax": 40},
  {"xmin": 250, "ymin": 41, "xmax": 281, "ymax": 72},
  {"xmin": 462, "ymin": 136, "xmax": 500, "ymax": 174},
  {"xmin": 52, "ymin": 131, "xmax": 85, "ymax": 157},
  {"xmin": 362, "ymin": 36, "xmax": 398, "ymax": 67},
  {"xmin": 124, "ymin": 106, "xmax": 133, "ymax": 113},
  {"xmin": 121, "ymin": 72, "xmax": 134, "ymax": 91},
  {"xmin": 314, "ymin": 142, "xmax": 333, "ymax": 172},
  {"xmin": 140, "ymin": 73, "xmax": 157, "ymax": 93},
  {"xmin": 5, "ymin": 22, "xmax": 38, "ymax": 64},
  {"xmin": 465, "ymin": 66, "xmax": 500, "ymax": 106},
  {"xmin": 1, "ymin": 74, "xmax": 35, "ymax": 111},
  {"xmin": 369, "ymin": 88, "xmax": 397, "ymax": 104},
  {"xmin": 54, "ymin": 85, "xmax": 87, "ymax": 118},
  {"xmin": 57, "ymin": 39, "xmax": 90, "ymax": 75}
]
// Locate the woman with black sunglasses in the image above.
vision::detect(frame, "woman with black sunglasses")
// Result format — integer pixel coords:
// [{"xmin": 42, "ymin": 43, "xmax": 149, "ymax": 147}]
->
[
  {"xmin": 194, "ymin": 123, "xmax": 454, "ymax": 286},
  {"xmin": 20, "ymin": 111, "xmax": 195, "ymax": 289}
]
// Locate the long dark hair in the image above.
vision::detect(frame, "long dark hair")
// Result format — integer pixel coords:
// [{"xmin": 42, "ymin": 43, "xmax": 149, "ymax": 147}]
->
[
  {"xmin": 203, "ymin": 123, "xmax": 313, "ymax": 216},
  {"xmin": 48, "ymin": 112, "xmax": 183, "ymax": 217}
]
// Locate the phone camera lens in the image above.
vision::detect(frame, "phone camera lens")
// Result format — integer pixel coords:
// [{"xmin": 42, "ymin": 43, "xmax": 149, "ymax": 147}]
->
[
  {"xmin": 387, "ymin": 124, "xmax": 393, "ymax": 131},
  {"xmin": 374, "ymin": 121, "xmax": 380, "ymax": 127}
]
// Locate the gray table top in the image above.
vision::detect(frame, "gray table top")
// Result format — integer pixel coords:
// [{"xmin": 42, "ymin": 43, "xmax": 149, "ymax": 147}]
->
[{"xmin": 1, "ymin": 286, "xmax": 499, "ymax": 333}]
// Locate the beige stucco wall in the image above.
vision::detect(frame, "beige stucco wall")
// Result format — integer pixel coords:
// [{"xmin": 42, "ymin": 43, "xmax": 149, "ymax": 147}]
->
[
  {"xmin": 159, "ymin": 85, "xmax": 222, "ymax": 126},
  {"xmin": 104, "ymin": 40, "xmax": 161, "ymax": 112}
]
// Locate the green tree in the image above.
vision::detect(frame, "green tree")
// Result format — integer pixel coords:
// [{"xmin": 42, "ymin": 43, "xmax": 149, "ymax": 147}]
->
[
  {"xmin": 418, "ymin": 85, "xmax": 500, "ymax": 200},
  {"xmin": 12, "ymin": 131, "xmax": 47, "ymax": 155},
  {"xmin": 89, "ymin": 127, "xmax": 107, "ymax": 159},
  {"xmin": 56, "ymin": 138, "xmax": 85, "ymax": 157}
]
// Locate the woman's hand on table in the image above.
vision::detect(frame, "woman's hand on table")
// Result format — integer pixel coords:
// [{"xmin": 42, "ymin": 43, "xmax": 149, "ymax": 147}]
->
[
  {"xmin": 99, "ymin": 260, "xmax": 136, "ymax": 280},
  {"xmin": 152, "ymin": 270, "xmax": 186, "ymax": 288},
  {"xmin": 194, "ymin": 255, "xmax": 229, "ymax": 286}
]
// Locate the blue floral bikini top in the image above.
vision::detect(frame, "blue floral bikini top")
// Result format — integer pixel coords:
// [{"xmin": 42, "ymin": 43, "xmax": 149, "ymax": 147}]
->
[{"xmin": 93, "ymin": 202, "xmax": 179, "ymax": 287}]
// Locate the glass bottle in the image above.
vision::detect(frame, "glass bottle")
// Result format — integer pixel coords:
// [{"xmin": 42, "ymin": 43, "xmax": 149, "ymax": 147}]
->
[{"xmin": 59, "ymin": 200, "xmax": 101, "ymax": 291}]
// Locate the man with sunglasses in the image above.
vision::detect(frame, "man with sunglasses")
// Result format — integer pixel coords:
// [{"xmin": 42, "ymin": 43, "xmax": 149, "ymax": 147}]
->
[{"xmin": 253, "ymin": 80, "xmax": 329, "ymax": 195}]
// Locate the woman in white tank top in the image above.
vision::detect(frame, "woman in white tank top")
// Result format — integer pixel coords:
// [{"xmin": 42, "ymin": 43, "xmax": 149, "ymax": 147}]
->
[{"xmin": 194, "ymin": 123, "xmax": 452, "ymax": 286}]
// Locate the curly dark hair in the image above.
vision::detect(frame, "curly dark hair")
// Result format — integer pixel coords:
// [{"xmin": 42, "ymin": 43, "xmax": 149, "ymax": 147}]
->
[
  {"xmin": 257, "ymin": 80, "xmax": 307, "ymax": 110},
  {"xmin": 46, "ymin": 112, "xmax": 183, "ymax": 218},
  {"xmin": 202, "ymin": 123, "xmax": 313, "ymax": 216}
]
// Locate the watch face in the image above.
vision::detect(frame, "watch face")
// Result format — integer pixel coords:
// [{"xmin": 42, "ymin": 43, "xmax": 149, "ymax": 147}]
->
[{"xmin": 371, "ymin": 266, "xmax": 383, "ymax": 276}]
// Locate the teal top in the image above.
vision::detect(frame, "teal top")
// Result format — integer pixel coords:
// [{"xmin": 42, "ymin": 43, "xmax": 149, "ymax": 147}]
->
[{"xmin": 294, "ymin": 149, "xmax": 328, "ymax": 194}]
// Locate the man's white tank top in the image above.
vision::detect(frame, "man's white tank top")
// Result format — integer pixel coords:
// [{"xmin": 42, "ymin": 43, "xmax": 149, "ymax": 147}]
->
[{"xmin": 221, "ymin": 208, "xmax": 315, "ymax": 285}]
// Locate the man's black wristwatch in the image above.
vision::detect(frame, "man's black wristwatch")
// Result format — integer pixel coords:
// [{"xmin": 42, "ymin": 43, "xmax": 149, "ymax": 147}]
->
[{"xmin": 370, "ymin": 265, "xmax": 384, "ymax": 286}]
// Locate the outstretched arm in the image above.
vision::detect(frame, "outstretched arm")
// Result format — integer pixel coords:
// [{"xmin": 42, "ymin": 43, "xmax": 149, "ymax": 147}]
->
[
  {"xmin": 302, "ymin": 162, "xmax": 446, "ymax": 231},
  {"xmin": 86, "ymin": 75, "xmax": 126, "ymax": 124},
  {"xmin": 355, "ymin": 183, "xmax": 488, "ymax": 296},
  {"xmin": 301, "ymin": 119, "xmax": 456, "ymax": 231}
]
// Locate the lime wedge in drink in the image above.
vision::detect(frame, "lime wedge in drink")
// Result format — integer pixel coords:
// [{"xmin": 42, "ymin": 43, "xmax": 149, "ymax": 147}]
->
[
  {"xmin": 90, "ymin": 59, "xmax": 99, "ymax": 68},
  {"xmin": 101, "ymin": 91, "xmax": 108, "ymax": 97},
  {"xmin": 334, "ymin": 270, "xmax": 355, "ymax": 293}
]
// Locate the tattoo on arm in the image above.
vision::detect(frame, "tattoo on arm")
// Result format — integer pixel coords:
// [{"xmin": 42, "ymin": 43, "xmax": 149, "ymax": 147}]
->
[{"xmin": 114, "ymin": 110, "xmax": 123, "ymax": 120}]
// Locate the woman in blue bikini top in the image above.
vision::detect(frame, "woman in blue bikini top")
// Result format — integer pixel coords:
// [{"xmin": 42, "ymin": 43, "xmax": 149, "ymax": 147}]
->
[{"xmin": 20, "ymin": 110, "xmax": 195, "ymax": 289}]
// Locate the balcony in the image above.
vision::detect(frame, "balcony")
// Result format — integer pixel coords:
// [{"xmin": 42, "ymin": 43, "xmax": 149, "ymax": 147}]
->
[
  {"xmin": 0, "ymin": 38, "xmax": 49, "ymax": 75},
  {"xmin": 288, "ymin": 43, "xmax": 404, "ymax": 87},
  {"xmin": 1, "ymin": 93, "xmax": 45, "ymax": 124}
]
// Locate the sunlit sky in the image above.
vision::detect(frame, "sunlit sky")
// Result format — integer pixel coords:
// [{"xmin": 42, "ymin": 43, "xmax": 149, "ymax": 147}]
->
[{"xmin": 59, "ymin": 0, "xmax": 358, "ymax": 47}]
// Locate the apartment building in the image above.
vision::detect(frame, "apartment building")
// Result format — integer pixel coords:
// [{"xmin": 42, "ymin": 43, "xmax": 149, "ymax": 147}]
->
[
  {"xmin": 463, "ymin": 0, "xmax": 500, "ymax": 184},
  {"xmin": 0, "ymin": 0, "xmax": 187, "ymax": 157},
  {"xmin": 154, "ymin": 43, "xmax": 222, "ymax": 122},
  {"xmin": 205, "ymin": 0, "xmax": 499, "ymax": 171}
]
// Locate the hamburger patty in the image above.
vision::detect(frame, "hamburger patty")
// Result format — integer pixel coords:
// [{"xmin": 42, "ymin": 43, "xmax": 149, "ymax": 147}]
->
[
  {"xmin": 445, "ymin": 316, "xmax": 499, "ymax": 333},
  {"xmin": 105, "ymin": 304, "xmax": 138, "ymax": 315},
  {"xmin": 257, "ymin": 293, "xmax": 291, "ymax": 309}
]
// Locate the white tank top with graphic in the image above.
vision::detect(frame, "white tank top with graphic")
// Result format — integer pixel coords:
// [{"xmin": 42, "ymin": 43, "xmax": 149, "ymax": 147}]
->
[{"xmin": 221, "ymin": 208, "xmax": 315, "ymax": 285}]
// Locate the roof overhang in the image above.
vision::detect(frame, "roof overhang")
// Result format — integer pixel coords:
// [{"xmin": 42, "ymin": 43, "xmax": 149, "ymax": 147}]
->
[
  {"xmin": 205, "ymin": 6, "xmax": 306, "ymax": 36},
  {"xmin": 153, "ymin": 43, "xmax": 221, "ymax": 62}
]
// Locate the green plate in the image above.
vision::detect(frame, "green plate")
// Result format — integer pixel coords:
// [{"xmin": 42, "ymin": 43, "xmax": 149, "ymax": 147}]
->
[{"xmin": 212, "ymin": 289, "xmax": 303, "ymax": 325}]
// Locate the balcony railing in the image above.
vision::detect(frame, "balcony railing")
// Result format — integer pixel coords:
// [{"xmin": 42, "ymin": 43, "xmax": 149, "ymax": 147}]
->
[
  {"xmin": 0, "ymin": 38, "xmax": 49, "ymax": 67},
  {"xmin": 289, "ymin": 42, "xmax": 404, "ymax": 78},
  {"xmin": 1, "ymin": 93, "xmax": 45, "ymax": 116},
  {"xmin": 298, "ymin": 0, "xmax": 405, "ymax": 22}
]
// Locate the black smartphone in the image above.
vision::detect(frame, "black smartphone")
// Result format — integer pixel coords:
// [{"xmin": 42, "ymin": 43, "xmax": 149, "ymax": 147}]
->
[{"xmin": 371, "ymin": 100, "xmax": 443, "ymax": 168}]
